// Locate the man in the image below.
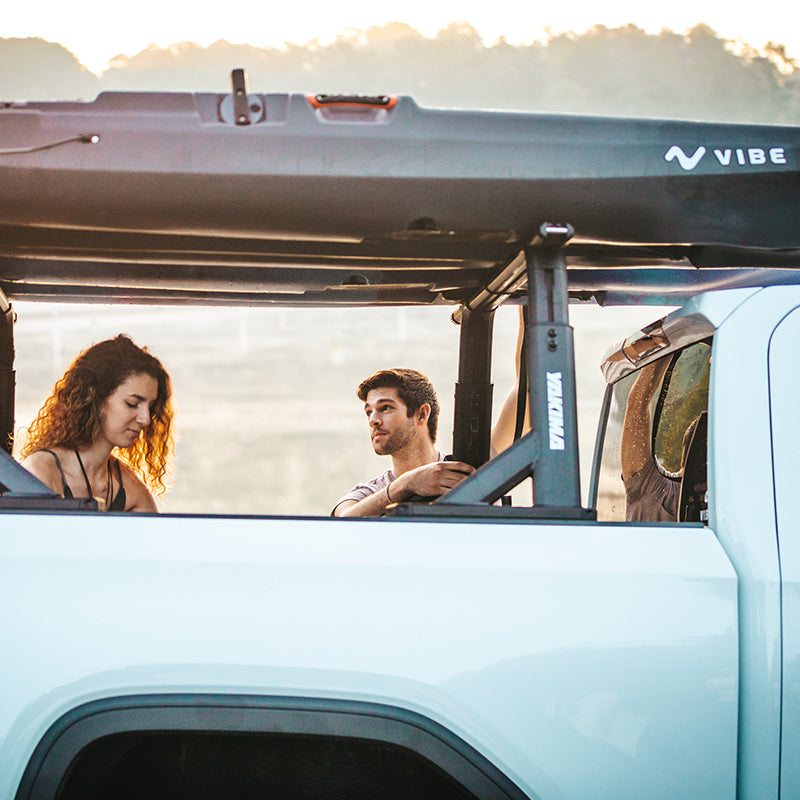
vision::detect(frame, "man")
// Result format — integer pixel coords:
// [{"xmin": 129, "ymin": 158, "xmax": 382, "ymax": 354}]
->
[{"xmin": 332, "ymin": 368, "xmax": 475, "ymax": 516}]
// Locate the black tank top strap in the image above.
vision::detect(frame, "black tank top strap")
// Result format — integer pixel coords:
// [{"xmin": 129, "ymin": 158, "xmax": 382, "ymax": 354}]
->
[
  {"xmin": 74, "ymin": 449, "xmax": 94, "ymax": 499},
  {"xmin": 37, "ymin": 449, "xmax": 74, "ymax": 499},
  {"xmin": 108, "ymin": 458, "xmax": 127, "ymax": 512}
]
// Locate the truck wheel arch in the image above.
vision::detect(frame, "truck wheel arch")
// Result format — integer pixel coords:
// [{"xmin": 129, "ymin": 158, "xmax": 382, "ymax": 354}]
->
[{"xmin": 16, "ymin": 694, "xmax": 529, "ymax": 800}]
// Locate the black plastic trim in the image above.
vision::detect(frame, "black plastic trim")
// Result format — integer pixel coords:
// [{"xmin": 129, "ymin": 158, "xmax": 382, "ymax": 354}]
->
[
  {"xmin": 390, "ymin": 502, "xmax": 595, "ymax": 520},
  {"xmin": 0, "ymin": 495, "xmax": 97, "ymax": 510},
  {"xmin": 16, "ymin": 694, "xmax": 531, "ymax": 800},
  {"xmin": 587, "ymin": 383, "xmax": 613, "ymax": 511}
]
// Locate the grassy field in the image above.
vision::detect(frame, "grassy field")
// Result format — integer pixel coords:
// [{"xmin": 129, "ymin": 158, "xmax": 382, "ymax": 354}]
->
[{"xmin": 11, "ymin": 301, "xmax": 670, "ymax": 515}]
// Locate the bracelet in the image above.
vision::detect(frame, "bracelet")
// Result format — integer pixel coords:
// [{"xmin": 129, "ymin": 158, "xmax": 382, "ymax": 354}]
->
[{"xmin": 386, "ymin": 481, "xmax": 395, "ymax": 504}]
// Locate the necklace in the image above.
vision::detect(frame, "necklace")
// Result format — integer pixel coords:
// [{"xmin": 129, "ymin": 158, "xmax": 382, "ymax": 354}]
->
[{"xmin": 75, "ymin": 450, "xmax": 113, "ymax": 510}]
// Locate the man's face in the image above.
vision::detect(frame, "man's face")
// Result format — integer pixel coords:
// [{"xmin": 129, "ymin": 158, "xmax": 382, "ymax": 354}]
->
[{"xmin": 364, "ymin": 386, "xmax": 418, "ymax": 455}]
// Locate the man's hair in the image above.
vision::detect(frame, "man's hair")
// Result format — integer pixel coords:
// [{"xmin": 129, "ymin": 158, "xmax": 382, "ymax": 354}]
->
[{"xmin": 357, "ymin": 368, "xmax": 439, "ymax": 442}]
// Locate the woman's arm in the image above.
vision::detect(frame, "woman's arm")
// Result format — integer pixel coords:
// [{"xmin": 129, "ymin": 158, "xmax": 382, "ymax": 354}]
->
[
  {"xmin": 119, "ymin": 462, "xmax": 159, "ymax": 512},
  {"xmin": 491, "ymin": 306, "xmax": 530, "ymax": 457}
]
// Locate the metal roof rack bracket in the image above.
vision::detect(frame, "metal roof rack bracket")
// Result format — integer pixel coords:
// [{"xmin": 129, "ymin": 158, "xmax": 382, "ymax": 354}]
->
[
  {"xmin": 217, "ymin": 68, "xmax": 265, "ymax": 125},
  {"xmin": 438, "ymin": 223, "xmax": 593, "ymax": 518}
]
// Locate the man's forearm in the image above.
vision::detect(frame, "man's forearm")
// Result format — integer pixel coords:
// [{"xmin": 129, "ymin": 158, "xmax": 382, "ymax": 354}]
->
[{"xmin": 334, "ymin": 482, "xmax": 397, "ymax": 517}]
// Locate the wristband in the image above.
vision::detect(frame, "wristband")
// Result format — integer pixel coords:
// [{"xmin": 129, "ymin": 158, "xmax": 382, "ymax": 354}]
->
[{"xmin": 386, "ymin": 482, "xmax": 395, "ymax": 504}]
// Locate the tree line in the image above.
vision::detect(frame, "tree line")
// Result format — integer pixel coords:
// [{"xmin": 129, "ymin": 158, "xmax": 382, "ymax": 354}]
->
[{"xmin": 2, "ymin": 22, "xmax": 800, "ymax": 123}]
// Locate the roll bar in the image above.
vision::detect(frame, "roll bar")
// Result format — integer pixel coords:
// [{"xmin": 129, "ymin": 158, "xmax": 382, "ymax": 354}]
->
[{"xmin": 397, "ymin": 224, "xmax": 594, "ymax": 520}]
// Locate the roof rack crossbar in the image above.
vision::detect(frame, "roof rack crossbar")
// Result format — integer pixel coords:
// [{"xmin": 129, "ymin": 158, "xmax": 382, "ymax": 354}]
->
[{"xmin": 451, "ymin": 250, "xmax": 527, "ymax": 323}]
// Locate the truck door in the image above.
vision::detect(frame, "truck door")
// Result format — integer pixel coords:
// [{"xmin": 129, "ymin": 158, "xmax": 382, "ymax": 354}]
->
[{"xmin": 768, "ymin": 305, "xmax": 800, "ymax": 798}]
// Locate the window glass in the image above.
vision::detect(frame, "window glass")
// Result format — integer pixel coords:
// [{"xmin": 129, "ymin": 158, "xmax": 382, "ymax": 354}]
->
[
  {"xmin": 595, "ymin": 339, "xmax": 711, "ymax": 523},
  {"xmin": 595, "ymin": 369, "xmax": 638, "ymax": 522},
  {"xmin": 654, "ymin": 343, "xmax": 711, "ymax": 474}
]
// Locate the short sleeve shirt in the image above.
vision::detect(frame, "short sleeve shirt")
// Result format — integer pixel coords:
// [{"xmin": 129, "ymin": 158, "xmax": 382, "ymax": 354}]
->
[{"xmin": 332, "ymin": 451, "xmax": 446, "ymax": 514}]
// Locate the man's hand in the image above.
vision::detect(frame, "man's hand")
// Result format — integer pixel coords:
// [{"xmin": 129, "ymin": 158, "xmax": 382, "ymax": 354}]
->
[{"xmin": 394, "ymin": 460, "xmax": 475, "ymax": 501}]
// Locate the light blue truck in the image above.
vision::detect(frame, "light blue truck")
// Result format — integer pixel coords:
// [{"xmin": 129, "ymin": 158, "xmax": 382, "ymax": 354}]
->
[{"xmin": 1, "ymin": 79, "xmax": 799, "ymax": 799}]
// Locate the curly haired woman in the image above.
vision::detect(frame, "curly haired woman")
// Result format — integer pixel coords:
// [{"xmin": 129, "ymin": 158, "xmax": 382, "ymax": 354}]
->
[{"xmin": 19, "ymin": 334, "xmax": 174, "ymax": 512}]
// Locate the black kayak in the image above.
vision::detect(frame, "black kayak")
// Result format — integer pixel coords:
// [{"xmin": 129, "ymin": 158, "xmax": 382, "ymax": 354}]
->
[{"xmin": 1, "ymin": 80, "xmax": 799, "ymax": 305}]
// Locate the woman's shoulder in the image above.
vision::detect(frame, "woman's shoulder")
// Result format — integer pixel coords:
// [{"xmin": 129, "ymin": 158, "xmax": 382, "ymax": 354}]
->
[
  {"xmin": 21, "ymin": 447, "xmax": 69, "ymax": 492},
  {"xmin": 22, "ymin": 446, "xmax": 71, "ymax": 470},
  {"xmin": 116, "ymin": 459, "xmax": 159, "ymax": 512}
]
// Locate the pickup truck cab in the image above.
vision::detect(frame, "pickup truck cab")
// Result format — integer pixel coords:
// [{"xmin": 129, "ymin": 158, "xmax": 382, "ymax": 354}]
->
[{"xmin": 1, "ymin": 75, "xmax": 799, "ymax": 799}]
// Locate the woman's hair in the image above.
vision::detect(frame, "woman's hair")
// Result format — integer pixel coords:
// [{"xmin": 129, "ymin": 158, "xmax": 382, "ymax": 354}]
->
[{"xmin": 19, "ymin": 334, "xmax": 174, "ymax": 494}]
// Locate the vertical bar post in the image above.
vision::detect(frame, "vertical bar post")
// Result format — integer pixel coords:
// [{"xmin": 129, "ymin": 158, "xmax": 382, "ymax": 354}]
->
[
  {"xmin": 525, "ymin": 224, "xmax": 581, "ymax": 507},
  {"xmin": 451, "ymin": 307, "xmax": 494, "ymax": 468},
  {"xmin": 231, "ymin": 68, "xmax": 252, "ymax": 126},
  {"xmin": 0, "ymin": 290, "xmax": 15, "ymax": 455}
]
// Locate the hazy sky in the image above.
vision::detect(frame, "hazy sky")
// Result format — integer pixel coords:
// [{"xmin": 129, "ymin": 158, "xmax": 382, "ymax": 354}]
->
[{"xmin": 7, "ymin": 0, "xmax": 800, "ymax": 73}]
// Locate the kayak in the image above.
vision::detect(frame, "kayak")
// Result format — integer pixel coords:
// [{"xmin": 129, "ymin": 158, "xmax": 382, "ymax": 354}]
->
[{"xmin": 1, "ymin": 89, "xmax": 799, "ymax": 305}]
